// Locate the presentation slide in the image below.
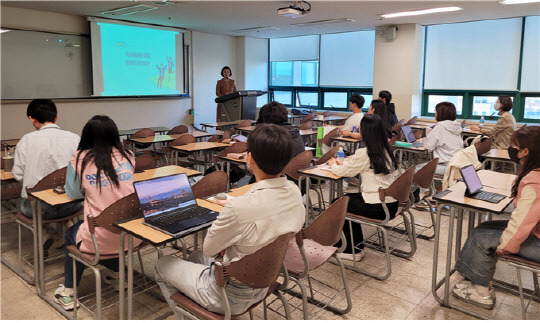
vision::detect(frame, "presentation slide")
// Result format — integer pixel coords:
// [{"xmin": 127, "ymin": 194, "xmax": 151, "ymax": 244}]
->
[{"xmin": 90, "ymin": 19, "xmax": 184, "ymax": 96}]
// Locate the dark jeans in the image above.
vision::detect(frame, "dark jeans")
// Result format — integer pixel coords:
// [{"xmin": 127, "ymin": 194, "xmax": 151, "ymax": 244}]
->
[
  {"xmin": 333, "ymin": 193, "xmax": 399, "ymax": 253},
  {"xmin": 455, "ymin": 220, "xmax": 540, "ymax": 287},
  {"xmin": 20, "ymin": 198, "xmax": 82, "ymax": 220},
  {"xmin": 64, "ymin": 221, "xmax": 119, "ymax": 288}
]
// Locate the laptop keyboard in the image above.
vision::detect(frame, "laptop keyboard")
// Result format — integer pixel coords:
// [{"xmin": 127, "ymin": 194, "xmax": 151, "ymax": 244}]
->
[
  {"xmin": 471, "ymin": 190, "xmax": 505, "ymax": 203},
  {"xmin": 151, "ymin": 207, "xmax": 209, "ymax": 227}
]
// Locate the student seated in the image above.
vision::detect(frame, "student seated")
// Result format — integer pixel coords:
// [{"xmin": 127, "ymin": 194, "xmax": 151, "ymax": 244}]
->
[
  {"xmin": 54, "ymin": 115, "xmax": 141, "ymax": 310},
  {"xmin": 379, "ymin": 90, "xmax": 398, "ymax": 127},
  {"xmin": 340, "ymin": 94, "xmax": 364, "ymax": 138},
  {"xmin": 453, "ymin": 126, "xmax": 540, "ymax": 310},
  {"xmin": 345, "ymin": 100, "xmax": 392, "ymax": 140},
  {"xmin": 327, "ymin": 114, "xmax": 399, "ymax": 261},
  {"xmin": 12, "ymin": 99, "xmax": 81, "ymax": 248},
  {"xmin": 155, "ymin": 124, "xmax": 305, "ymax": 317},
  {"xmin": 257, "ymin": 100, "xmax": 304, "ymax": 157},
  {"xmin": 420, "ymin": 102, "xmax": 464, "ymax": 176},
  {"xmin": 469, "ymin": 95, "xmax": 516, "ymax": 149}
]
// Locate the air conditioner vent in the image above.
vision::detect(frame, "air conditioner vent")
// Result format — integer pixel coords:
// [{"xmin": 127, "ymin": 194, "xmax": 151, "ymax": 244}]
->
[{"xmin": 101, "ymin": 5, "xmax": 158, "ymax": 16}]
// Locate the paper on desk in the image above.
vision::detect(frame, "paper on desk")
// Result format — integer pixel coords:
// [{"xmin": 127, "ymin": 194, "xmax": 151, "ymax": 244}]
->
[{"xmin": 320, "ymin": 165, "xmax": 333, "ymax": 171}]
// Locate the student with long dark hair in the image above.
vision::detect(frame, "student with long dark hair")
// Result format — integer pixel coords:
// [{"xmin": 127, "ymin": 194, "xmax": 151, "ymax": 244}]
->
[
  {"xmin": 453, "ymin": 126, "xmax": 540, "ymax": 310},
  {"xmin": 54, "ymin": 115, "xmax": 141, "ymax": 310},
  {"xmin": 327, "ymin": 114, "xmax": 399, "ymax": 261}
]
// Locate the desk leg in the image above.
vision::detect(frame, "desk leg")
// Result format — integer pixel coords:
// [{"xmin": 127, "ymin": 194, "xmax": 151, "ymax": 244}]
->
[
  {"xmin": 398, "ymin": 150, "xmax": 403, "ymax": 175},
  {"xmin": 455, "ymin": 209, "xmax": 464, "ymax": 264},
  {"xmin": 432, "ymin": 203, "xmax": 444, "ymax": 304},
  {"xmin": 443, "ymin": 206, "xmax": 456, "ymax": 306},
  {"xmin": 128, "ymin": 235, "xmax": 134, "ymax": 320},
  {"xmin": 32, "ymin": 200, "xmax": 43, "ymax": 296},
  {"xmin": 225, "ymin": 161, "xmax": 231, "ymax": 191},
  {"xmin": 337, "ymin": 179, "xmax": 343, "ymax": 199},
  {"xmin": 119, "ymin": 232, "xmax": 126, "ymax": 320}
]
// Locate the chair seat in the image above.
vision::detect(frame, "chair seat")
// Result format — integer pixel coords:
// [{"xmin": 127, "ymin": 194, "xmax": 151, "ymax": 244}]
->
[
  {"xmin": 346, "ymin": 207, "xmax": 402, "ymax": 224},
  {"xmin": 15, "ymin": 213, "xmax": 33, "ymax": 226},
  {"xmin": 284, "ymin": 237, "xmax": 336, "ymax": 275},
  {"xmin": 66, "ymin": 245, "xmax": 120, "ymax": 263},
  {"xmin": 170, "ymin": 281, "xmax": 280, "ymax": 320},
  {"xmin": 1, "ymin": 183, "xmax": 22, "ymax": 200},
  {"xmin": 499, "ymin": 254, "xmax": 540, "ymax": 269},
  {"xmin": 15, "ymin": 209, "xmax": 82, "ymax": 225}
]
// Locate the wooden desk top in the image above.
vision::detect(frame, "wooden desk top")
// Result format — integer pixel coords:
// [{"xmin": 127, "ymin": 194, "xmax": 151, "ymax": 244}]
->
[
  {"xmin": 119, "ymin": 127, "xmax": 171, "ymax": 136},
  {"xmin": 332, "ymin": 135, "xmax": 362, "ymax": 143},
  {"xmin": 1, "ymin": 170, "xmax": 14, "ymax": 181},
  {"xmin": 298, "ymin": 164, "xmax": 345, "ymax": 180},
  {"xmin": 201, "ymin": 120, "xmax": 255, "ymax": 128},
  {"xmin": 134, "ymin": 165, "xmax": 201, "ymax": 182},
  {"xmin": 392, "ymin": 138, "xmax": 428, "ymax": 151},
  {"xmin": 1, "ymin": 139, "xmax": 20, "ymax": 147},
  {"xmin": 433, "ymin": 182, "xmax": 513, "ymax": 214},
  {"xmin": 410, "ymin": 124, "xmax": 430, "ymax": 129},
  {"xmin": 312, "ymin": 116, "xmax": 348, "ymax": 122},
  {"xmin": 236, "ymin": 126, "xmax": 255, "ymax": 132},
  {"xmin": 114, "ymin": 184, "xmax": 254, "ymax": 245},
  {"xmin": 171, "ymin": 141, "xmax": 231, "ymax": 152},
  {"xmin": 482, "ymin": 149, "xmax": 511, "ymax": 161},
  {"xmin": 299, "ymin": 129, "xmax": 317, "ymax": 136},
  {"xmin": 28, "ymin": 189, "xmax": 83, "ymax": 207},
  {"xmin": 219, "ymin": 154, "xmax": 247, "ymax": 164},
  {"xmin": 478, "ymin": 170, "xmax": 516, "ymax": 190},
  {"xmin": 129, "ymin": 131, "xmax": 212, "ymax": 144},
  {"xmin": 462, "ymin": 127, "xmax": 483, "ymax": 135}
]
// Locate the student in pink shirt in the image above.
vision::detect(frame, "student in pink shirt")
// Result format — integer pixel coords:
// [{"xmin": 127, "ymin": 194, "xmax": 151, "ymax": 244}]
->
[{"xmin": 54, "ymin": 115, "xmax": 139, "ymax": 310}]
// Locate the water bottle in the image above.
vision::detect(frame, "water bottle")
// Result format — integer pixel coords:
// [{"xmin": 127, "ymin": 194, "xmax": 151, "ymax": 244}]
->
[
  {"xmin": 479, "ymin": 114, "xmax": 485, "ymax": 128},
  {"xmin": 336, "ymin": 146, "xmax": 345, "ymax": 163}
]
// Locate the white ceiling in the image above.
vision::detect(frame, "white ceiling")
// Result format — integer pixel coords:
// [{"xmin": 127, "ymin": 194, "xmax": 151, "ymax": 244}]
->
[{"xmin": 2, "ymin": 0, "xmax": 539, "ymax": 38}]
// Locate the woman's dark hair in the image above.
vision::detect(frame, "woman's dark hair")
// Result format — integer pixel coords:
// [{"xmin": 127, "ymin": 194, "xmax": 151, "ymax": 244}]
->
[
  {"xmin": 221, "ymin": 66, "xmax": 232, "ymax": 77},
  {"xmin": 360, "ymin": 114, "xmax": 397, "ymax": 175},
  {"xmin": 76, "ymin": 115, "xmax": 133, "ymax": 190},
  {"xmin": 378, "ymin": 90, "xmax": 392, "ymax": 103},
  {"xmin": 510, "ymin": 126, "xmax": 540, "ymax": 197},
  {"xmin": 498, "ymin": 95, "xmax": 513, "ymax": 112},
  {"xmin": 435, "ymin": 102, "xmax": 457, "ymax": 122},
  {"xmin": 257, "ymin": 101, "xmax": 288, "ymax": 124},
  {"xmin": 247, "ymin": 124, "xmax": 293, "ymax": 175},
  {"xmin": 26, "ymin": 99, "xmax": 57, "ymax": 123},
  {"xmin": 370, "ymin": 99, "xmax": 392, "ymax": 138},
  {"xmin": 349, "ymin": 94, "xmax": 365, "ymax": 109}
]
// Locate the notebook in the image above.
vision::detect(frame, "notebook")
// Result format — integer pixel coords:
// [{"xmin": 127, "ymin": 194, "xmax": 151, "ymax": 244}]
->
[
  {"xmin": 401, "ymin": 125, "xmax": 424, "ymax": 147},
  {"xmin": 134, "ymin": 173, "xmax": 218, "ymax": 237},
  {"xmin": 459, "ymin": 164, "xmax": 506, "ymax": 204}
]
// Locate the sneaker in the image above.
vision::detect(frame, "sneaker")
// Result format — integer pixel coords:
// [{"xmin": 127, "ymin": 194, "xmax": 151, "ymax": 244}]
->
[
  {"xmin": 454, "ymin": 280, "xmax": 496, "ymax": 300},
  {"xmin": 452, "ymin": 285, "xmax": 495, "ymax": 310},
  {"xmin": 43, "ymin": 236, "xmax": 55, "ymax": 259},
  {"xmin": 54, "ymin": 284, "xmax": 79, "ymax": 310},
  {"xmin": 337, "ymin": 249, "xmax": 365, "ymax": 262},
  {"xmin": 102, "ymin": 268, "xmax": 126, "ymax": 291}
]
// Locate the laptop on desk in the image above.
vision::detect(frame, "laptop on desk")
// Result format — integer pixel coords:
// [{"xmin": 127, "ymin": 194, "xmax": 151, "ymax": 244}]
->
[
  {"xmin": 134, "ymin": 173, "xmax": 218, "ymax": 237},
  {"xmin": 401, "ymin": 125, "xmax": 424, "ymax": 147},
  {"xmin": 459, "ymin": 164, "xmax": 506, "ymax": 204}
]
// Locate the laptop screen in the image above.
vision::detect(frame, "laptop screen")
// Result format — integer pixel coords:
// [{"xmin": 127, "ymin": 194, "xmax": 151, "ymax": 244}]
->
[
  {"xmin": 460, "ymin": 164, "xmax": 483, "ymax": 194},
  {"xmin": 401, "ymin": 125, "xmax": 417, "ymax": 143},
  {"xmin": 133, "ymin": 173, "xmax": 197, "ymax": 220}
]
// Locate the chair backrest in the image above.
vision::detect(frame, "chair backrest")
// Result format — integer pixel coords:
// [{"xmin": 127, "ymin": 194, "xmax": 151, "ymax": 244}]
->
[
  {"xmin": 322, "ymin": 111, "xmax": 330, "ymax": 117},
  {"xmin": 405, "ymin": 116, "xmax": 418, "ymax": 125},
  {"xmin": 413, "ymin": 158, "xmax": 439, "ymax": 189},
  {"xmin": 169, "ymin": 134, "xmax": 196, "ymax": 147},
  {"xmin": 414, "ymin": 129, "xmax": 423, "ymax": 139},
  {"xmin": 131, "ymin": 128, "xmax": 155, "ymax": 149},
  {"xmin": 474, "ymin": 136, "xmax": 494, "ymax": 156},
  {"xmin": 379, "ymin": 166, "xmax": 415, "ymax": 203},
  {"xmin": 291, "ymin": 108, "xmax": 303, "ymax": 115},
  {"xmin": 237, "ymin": 119, "xmax": 252, "ymax": 128},
  {"xmin": 391, "ymin": 119, "xmax": 406, "ymax": 134},
  {"xmin": 282, "ymin": 150, "xmax": 313, "ymax": 180},
  {"xmin": 191, "ymin": 171, "xmax": 228, "ymax": 199},
  {"xmin": 167, "ymin": 125, "xmax": 189, "ymax": 135},
  {"xmin": 134, "ymin": 154, "xmax": 157, "ymax": 172},
  {"xmin": 300, "ymin": 112, "xmax": 315, "ymax": 124},
  {"xmin": 88, "ymin": 193, "xmax": 141, "ymax": 236},
  {"xmin": 222, "ymin": 130, "xmax": 231, "ymax": 140},
  {"xmin": 207, "ymin": 134, "xmax": 219, "ymax": 142},
  {"xmin": 461, "ymin": 120, "xmax": 467, "ymax": 128},
  {"xmin": 26, "ymin": 167, "xmax": 67, "ymax": 194},
  {"xmin": 316, "ymin": 146, "xmax": 340, "ymax": 165},
  {"xmin": 214, "ymin": 142, "xmax": 247, "ymax": 164},
  {"xmin": 318, "ymin": 127, "xmax": 341, "ymax": 147},
  {"xmin": 303, "ymin": 196, "xmax": 349, "ymax": 246},
  {"xmin": 214, "ymin": 232, "xmax": 293, "ymax": 289},
  {"xmin": 299, "ymin": 121, "xmax": 313, "ymax": 130}
]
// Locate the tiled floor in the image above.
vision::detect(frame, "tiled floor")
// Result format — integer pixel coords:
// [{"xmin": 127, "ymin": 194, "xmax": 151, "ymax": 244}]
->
[{"xmin": 1, "ymin": 179, "xmax": 539, "ymax": 320}]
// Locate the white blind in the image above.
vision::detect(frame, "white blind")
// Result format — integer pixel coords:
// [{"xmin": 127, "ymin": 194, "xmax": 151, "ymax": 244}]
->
[
  {"xmin": 521, "ymin": 16, "xmax": 540, "ymax": 92},
  {"xmin": 270, "ymin": 35, "xmax": 319, "ymax": 61},
  {"xmin": 424, "ymin": 18, "xmax": 522, "ymax": 90},
  {"xmin": 319, "ymin": 31, "xmax": 375, "ymax": 87}
]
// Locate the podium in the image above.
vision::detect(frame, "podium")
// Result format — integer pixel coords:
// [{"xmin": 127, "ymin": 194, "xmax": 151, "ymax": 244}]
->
[{"xmin": 215, "ymin": 90, "xmax": 265, "ymax": 122}]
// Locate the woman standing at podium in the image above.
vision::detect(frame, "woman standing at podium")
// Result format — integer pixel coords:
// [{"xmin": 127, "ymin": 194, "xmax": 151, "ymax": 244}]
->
[{"xmin": 215, "ymin": 66, "xmax": 237, "ymax": 122}]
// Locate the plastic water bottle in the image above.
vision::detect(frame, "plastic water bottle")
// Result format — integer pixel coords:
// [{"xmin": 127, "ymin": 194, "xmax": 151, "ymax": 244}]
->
[
  {"xmin": 479, "ymin": 114, "xmax": 485, "ymax": 128},
  {"xmin": 336, "ymin": 146, "xmax": 345, "ymax": 163}
]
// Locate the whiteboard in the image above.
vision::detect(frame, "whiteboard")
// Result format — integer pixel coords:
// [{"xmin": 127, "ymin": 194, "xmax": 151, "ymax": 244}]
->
[{"xmin": 1, "ymin": 29, "xmax": 92, "ymax": 99}]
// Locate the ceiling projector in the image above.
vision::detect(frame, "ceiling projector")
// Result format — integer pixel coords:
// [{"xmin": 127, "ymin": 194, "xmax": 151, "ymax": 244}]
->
[{"xmin": 277, "ymin": 1, "xmax": 311, "ymax": 18}]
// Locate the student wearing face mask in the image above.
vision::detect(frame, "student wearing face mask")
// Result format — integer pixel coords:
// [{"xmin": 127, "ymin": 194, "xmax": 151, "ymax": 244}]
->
[
  {"xmin": 452, "ymin": 126, "xmax": 540, "ymax": 310},
  {"xmin": 469, "ymin": 95, "xmax": 516, "ymax": 149}
]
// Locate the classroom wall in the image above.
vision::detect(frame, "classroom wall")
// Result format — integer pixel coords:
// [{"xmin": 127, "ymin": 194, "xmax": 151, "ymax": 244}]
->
[
  {"xmin": 373, "ymin": 24, "xmax": 425, "ymax": 121},
  {"xmin": 240, "ymin": 37, "xmax": 269, "ymax": 107}
]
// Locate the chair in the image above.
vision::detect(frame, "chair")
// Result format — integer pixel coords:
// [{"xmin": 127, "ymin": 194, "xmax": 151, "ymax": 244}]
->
[
  {"xmin": 283, "ymin": 196, "xmax": 352, "ymax": 319},
  {"xmin": 391, "ymin": 119, "xmax": 406, "ymax": 135},
  {"xmin": 163, "ymin": 134, "xmax": 196, "ymax": 166},
  {"xmin": 191, "ymin": 171, "xmax": 228, "ymax": 199},
  {"xmin": 206, "ymin": 134, "xmax": 219, "ymax": 142},
  {"xmin": 68, "ymin": 193, "xmax": 146, "ymax": 319},
  {"xmin": 300, "ymin": 113, "xmax": 315, "ymax": 124},
  {"xmin": 405, "ymin": 116, "xmax": 418, "ymax": 125},
  {"xmin": 299, "ymin": 121, "xmax": 313, "ymax": 130},
  {"xmin": 322, "ymin": 111, "xmax": 330, "ymax": 117},
  {"xmin": 128, "ymin": 128, "xmax": 155, "ymax": 151},
  {"xmin": 222, "ymin": 130, "xmax": 231, "ymax": 140},
  {"xmin": 167, "ymin": 125, "xmax": 189, "ymax": 135},
  {"xmin": 343, "ymin": 166, "xmax": 416, "ymax": 280},
  {"xmin": 317, "ymin": 127, "xmax": 341, "ymax": 149},
  {"xmin": 412, "ymin": 158, "xmax": 439, "ymax": 239},
  {"xmin": 309, "ymin": 146, "xmax": 341, "ymax": 211},
  {"xmin": 134, "ymin": 154, "xmax": 157, "ymax": 172},
  {"xmin": 414, "ymin": 129, "xmax": 423, "ymax": 139},
  {"xmin": 12, "ymin": 168, "xmax": 82, "ymax": 288},
  {"xmin": 498, "ymin": 254, "xmax": 540, "ymax": 319},
  {"xmin": 214, "ymin": 142, "xmax": 247, "ymax": 165},
  {"xmin": 461, "ymin": 120, "xmax": 467, "ymax": 128},
  {"xmin": 282, "ymin": 150, "xmax": 313, "ymax": 182},
  {"xmin": 474, "ymin": 136, "xmax": 494, "ymax": 156},
  {"xmin": 169, "ymin": 232, "xmax": 294, "ymax": 320}
]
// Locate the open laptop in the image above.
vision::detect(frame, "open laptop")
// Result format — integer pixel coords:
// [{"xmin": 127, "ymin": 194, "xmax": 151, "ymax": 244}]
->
[
  {"xmin": 401, "ymin": 125, "xmax": 424, "ymax": 147},
  {"xmin": 134, "ymin": 173, "xmax": 218, "ymax": 236},
  {"xmin": 459, "ymin": 164, "xmax": 506, "ymax": 203}
]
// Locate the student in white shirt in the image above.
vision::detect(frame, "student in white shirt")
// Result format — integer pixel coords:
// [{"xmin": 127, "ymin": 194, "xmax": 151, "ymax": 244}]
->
[
  {"xmin": 327, "ymin": 114, "xmax": 399, "ymax": 261},
  {"xmin": 343, "ymin": 99, "xmax": 392, "ymax": 140},
  {"xmin": 155, "ymin": 124, "xmax": 305, "ymax": 317},
  {"xmin": 341, "ymin": 94, "xmax": 364, "ymax": 138}
]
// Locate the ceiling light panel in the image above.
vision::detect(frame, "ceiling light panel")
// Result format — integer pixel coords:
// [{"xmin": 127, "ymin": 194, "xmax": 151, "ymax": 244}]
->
[{"xmin": 381, "ymin": 6, "xmax": 463, "ymax": 19}]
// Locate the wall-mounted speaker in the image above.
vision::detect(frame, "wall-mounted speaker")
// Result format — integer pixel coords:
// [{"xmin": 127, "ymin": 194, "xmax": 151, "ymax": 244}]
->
[{"xmin": 385, "ymin": 26, "xmax": 398, "ymax": 41}]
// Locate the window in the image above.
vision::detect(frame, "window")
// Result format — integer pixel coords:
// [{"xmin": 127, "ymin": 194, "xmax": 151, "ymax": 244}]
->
[
  {"xmin": 296, "ymin": 91, "xmax": 318, "ymax": 108},
  {"xmin": 524, "ymin": 97, "xmax": 540, "ymax": 120},
  {"xmin": 472, "ymin": 96, "xmax": 514, "ymax": 117},
  {"xmin": 270, "ymin": 62, "xmax": 293, "ymax": 86},
  {"xmin": 323, "ymin": 92, "xmax": 348, "ymax": 109},
  {"xmin": 273, "ymin": 91, "xmax": 293, "ymax": 106},
  {"xmin": 426, "ymin": 95, "xmax": 463, "ymax": 115},
  {"xmin": 301, "ymin": 61, "xmax": 318, "ymax": 86}
]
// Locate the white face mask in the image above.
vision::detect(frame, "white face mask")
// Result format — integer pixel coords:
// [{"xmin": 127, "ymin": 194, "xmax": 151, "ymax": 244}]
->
[{"xmin": 494, "ymin": 102, "xmax": 501, "ymax": 111}]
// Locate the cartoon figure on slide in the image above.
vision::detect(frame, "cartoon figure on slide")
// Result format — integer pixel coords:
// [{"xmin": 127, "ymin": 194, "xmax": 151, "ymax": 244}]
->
[
  {"xmin": 167, "ymin": 56, "xmax": 174, "ymax": 81},
  {"xmin": 156, "ymin": 63, "xmax": 166, "ymax": 89}
]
